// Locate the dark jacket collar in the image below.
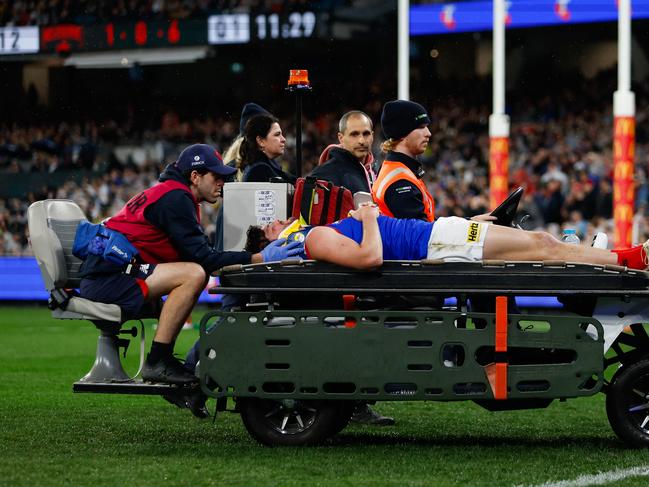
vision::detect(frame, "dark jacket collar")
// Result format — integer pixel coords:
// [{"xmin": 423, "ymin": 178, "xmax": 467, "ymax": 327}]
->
[
  {"xmin": 386, "ymin": 151, "xmax": 425, "ymax": 178},
  {"xmin": 328, "ymin": 146, "xmax": 363, "ymax": 166},
  {"xmin": 159, "ymin": 163, "xmax": 191, "ymax": 186},
  {"xmin": 256, "ymin": 152, "xmax": 282, "ymax": 170}
]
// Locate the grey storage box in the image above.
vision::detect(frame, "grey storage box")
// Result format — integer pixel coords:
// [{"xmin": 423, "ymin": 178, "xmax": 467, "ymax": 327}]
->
[{"xmin": 223, "ymin": 182, "xmax": 293, "ymax": 251}]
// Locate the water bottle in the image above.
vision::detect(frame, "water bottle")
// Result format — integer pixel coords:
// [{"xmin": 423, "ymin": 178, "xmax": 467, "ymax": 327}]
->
[
  {"xmin": 591, "ymin": 232, "xmax": 608, "ymax": 249},
  {"xmin": 561, "ymin": 228, "xmax": 581, "ymax": 245}
]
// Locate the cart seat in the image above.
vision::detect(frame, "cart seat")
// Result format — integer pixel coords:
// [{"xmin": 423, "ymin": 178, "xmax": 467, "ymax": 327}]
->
[
  {"xmin": 28, "ymin": 200, "xmax": 128, "ymax": 383},
  {"xmin": 28, "ymin": 199, "xmax": 122, "ymax": 323}
]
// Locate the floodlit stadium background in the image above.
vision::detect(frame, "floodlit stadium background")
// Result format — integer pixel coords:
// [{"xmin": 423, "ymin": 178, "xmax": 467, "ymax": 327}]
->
[
  {"xmin": 2, "ymin": 0, "xmax": 649, "ymax": 302},
  {"xmin": 5, "ymin": 3, "xmax": 649, "ymax": 485}
]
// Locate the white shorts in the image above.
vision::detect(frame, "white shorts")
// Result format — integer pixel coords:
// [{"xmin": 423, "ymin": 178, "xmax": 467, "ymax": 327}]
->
[{"xmin": 426, "ymin": 216, "xmax": 490, "ymax": 262}]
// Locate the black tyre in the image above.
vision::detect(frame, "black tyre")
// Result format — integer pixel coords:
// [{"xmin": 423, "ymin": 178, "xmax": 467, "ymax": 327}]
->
[
  {"xmin": 606, "ymin": 357, "xmax": 649, "ymax": 447},
  {"xmin": 238, "ymin": 398, "xmax": 341, "ymax": 446},
  {"xmin": 330, "ymin": 401, "xmax": 356, "ymax": 437}
]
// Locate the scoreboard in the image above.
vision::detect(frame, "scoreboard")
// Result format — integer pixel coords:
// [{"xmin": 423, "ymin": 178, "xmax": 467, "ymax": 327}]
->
[
  {"xmin": 1, "ymin": 11, "xmax": 318, "ymax": 56},
  {"xmin": 207, "ymin": 12, "xmax": 317, "ymax": 44},
  {"xmin": 0, "ymin": 26, "xmax": 39, "ymax": 55}
]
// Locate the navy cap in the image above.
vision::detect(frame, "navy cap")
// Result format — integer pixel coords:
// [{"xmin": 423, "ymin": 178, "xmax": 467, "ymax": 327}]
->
[
  {"xmin": 240, "ymin": 102, "xmax": 270, "ymax": 135},
  {"xmin": 175, "ymin": 144, "xmax": 237, "ymax": 177},
  {"xmin": 381, "ymin": 100, "xmax": 431, "ymax": 140}
]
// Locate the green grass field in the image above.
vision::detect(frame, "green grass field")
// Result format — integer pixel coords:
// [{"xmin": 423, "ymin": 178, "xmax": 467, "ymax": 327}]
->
[{"xmin": 2, "ymin": 305, "xmax": 649, "ymax": 487}]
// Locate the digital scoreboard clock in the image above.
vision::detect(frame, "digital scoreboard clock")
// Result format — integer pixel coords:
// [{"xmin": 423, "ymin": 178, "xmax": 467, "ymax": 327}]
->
[{"xmin": 208, "ymin": 12, "xmax": 317, "ymax": 45}]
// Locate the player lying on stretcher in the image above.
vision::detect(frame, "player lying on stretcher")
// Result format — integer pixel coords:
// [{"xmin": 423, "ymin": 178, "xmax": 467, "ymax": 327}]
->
[{"xmin": 245, "ymin": 202, "xmax": 649, "ymax": 271}]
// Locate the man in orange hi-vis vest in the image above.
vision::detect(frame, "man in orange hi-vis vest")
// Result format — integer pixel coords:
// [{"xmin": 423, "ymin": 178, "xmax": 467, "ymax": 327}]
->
[
  {"xmin": 373, "ymin": 100, "xmax": 436, "ymax": 221},
  {"xmin": 373, "ymin": 100, "xmax": 495, "ymax": 225}
]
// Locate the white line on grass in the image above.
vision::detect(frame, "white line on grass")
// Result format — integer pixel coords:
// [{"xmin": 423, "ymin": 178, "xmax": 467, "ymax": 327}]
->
[{"xmin": 519, "ymin": 465, "xmax": 649, "ymax": 487}]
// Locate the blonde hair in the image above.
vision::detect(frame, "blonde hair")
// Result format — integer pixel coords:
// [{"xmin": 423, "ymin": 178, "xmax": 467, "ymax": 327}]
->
[
  {"xmin": 381, "ymin": 138, "xmax": 401, "ymax": 153},
  {"xmin": 223, "ymin": 135, "xmax": 244, "ymax": 181}
]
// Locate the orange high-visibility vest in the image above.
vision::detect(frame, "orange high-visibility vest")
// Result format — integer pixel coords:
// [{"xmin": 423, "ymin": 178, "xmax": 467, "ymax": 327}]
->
[{"xmin": 372, "ymin": 160, "xmax": 435, "ymax": 221}]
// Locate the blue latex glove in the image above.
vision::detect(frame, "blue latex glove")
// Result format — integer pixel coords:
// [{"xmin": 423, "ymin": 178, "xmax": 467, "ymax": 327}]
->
[{"xmin": 261, "ymin": 238, "xmax": 304, "ymax": 262}]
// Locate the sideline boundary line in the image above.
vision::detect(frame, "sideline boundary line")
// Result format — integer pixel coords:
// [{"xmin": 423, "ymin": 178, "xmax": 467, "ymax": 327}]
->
[{"xmin": 519, "ymin": 466, "xmax": 649, "ymax": 487}]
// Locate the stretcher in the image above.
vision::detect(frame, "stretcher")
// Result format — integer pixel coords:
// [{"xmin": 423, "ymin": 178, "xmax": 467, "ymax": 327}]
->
[{"xmin": 199, "ymin": 259, "xmax": 649, "ymax": 447}]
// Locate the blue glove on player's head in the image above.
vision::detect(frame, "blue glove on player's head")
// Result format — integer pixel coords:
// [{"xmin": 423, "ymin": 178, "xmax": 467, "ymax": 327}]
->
[{"xmin": 260, "ymin": 238, "xmax": 304, "ymax": 262}]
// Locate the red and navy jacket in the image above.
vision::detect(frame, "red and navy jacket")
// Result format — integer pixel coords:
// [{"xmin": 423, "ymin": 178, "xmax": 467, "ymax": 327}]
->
[
  {"xmin": 106, "ymin": 179, "xmax": 197, "ymax": 263},
  {"xmin": 81, "ymin": 164, "xmax": 252, "ymax": 276}
]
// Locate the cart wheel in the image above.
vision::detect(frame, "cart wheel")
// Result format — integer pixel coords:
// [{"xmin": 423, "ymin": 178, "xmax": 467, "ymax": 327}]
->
[
  {"xmin": 239, "ymin": 398, "xmax": 341, "ymax": 446},
  {"xmin": 606, "ymin": 357, "xmax": 649, "ymax": 447},
  {"xmin": 330, "ymin": 401, "xmax": 356, "ymax": 437}
]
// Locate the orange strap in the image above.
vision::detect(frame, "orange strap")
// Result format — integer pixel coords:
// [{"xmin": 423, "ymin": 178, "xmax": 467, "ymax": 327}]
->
[
  {"xmin": 491, "ymin": 296, "xmax": 508, "ymax": 400},
  {"xmin": 493, "ymin": 363, "xmax": 508, "ymax": 400},
  {"xmin": 342, "ymin": 294, "xmax": 356, "ymax": 328},
  {"xmin": 495, "ymin": 296, "xmax": 508, "ymax": 352}
]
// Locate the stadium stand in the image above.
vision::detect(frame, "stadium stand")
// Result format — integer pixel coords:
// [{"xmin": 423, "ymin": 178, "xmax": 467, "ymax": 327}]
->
[
  {"xmin": 0, "ymin": 0, "xmax": 351, "ymax": 27},
  {"xmin": 4, "ymin": 68, "xmax": 649, "ymax": 256},
  {"xmin": 0, "ymin": 0, "xmax": 647, "ymax": 258}
]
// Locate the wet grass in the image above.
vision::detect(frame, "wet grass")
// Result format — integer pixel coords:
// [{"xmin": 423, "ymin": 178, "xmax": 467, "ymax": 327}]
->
[{"xmin": 2, "ymin": 305, "xmax": 649, "ymax": 486}]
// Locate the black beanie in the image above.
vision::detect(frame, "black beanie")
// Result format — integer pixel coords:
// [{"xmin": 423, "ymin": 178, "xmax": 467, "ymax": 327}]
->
[
  {"xmin": 240, "ymin": 102, "xmax": 271, "ymax": 135},
  {"xmin": 380, "ymin": 100, "xmax": 431, "ymax": 140}
]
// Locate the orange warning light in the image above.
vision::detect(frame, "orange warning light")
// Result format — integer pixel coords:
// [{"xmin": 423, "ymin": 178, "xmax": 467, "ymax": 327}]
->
[{"xmin": 287, "ymin": 69, "xmax": 310, "ymax": 87}]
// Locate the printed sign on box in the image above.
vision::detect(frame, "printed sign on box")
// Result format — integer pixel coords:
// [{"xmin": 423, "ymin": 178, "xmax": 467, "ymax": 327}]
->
[{"xmin": 255, "ymin": 190, "xmax": 276, "ymax": 225}]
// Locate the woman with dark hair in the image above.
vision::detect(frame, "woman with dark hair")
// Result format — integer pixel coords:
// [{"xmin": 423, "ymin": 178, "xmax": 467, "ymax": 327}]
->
[
  {"xmin": 212, "ymin": 103, "xmax": 270, "ymax": 252},
  {"xmin": 239, "ymin": 114, "xmax": 296, "ymax": 184}
]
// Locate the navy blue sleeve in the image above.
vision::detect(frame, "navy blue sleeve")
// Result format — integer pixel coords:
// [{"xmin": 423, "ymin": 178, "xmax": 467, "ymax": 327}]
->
[
  {"xmin": 383, "ymin": 180, "xmax": 427, "ymax": 220},
  {"xmin": 144, "ymin": 190, "xmax": 252, "ymax": 274}
]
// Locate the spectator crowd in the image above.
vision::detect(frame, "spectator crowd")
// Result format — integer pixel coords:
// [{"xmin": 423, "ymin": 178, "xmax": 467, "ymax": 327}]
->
[
  {"xmin": 3, "ymin": 69, "xmax": 649, "ymax": 256},
  {"xmin": 0, "ymin": 0, "xmax": 345, "ymax": 27}
]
